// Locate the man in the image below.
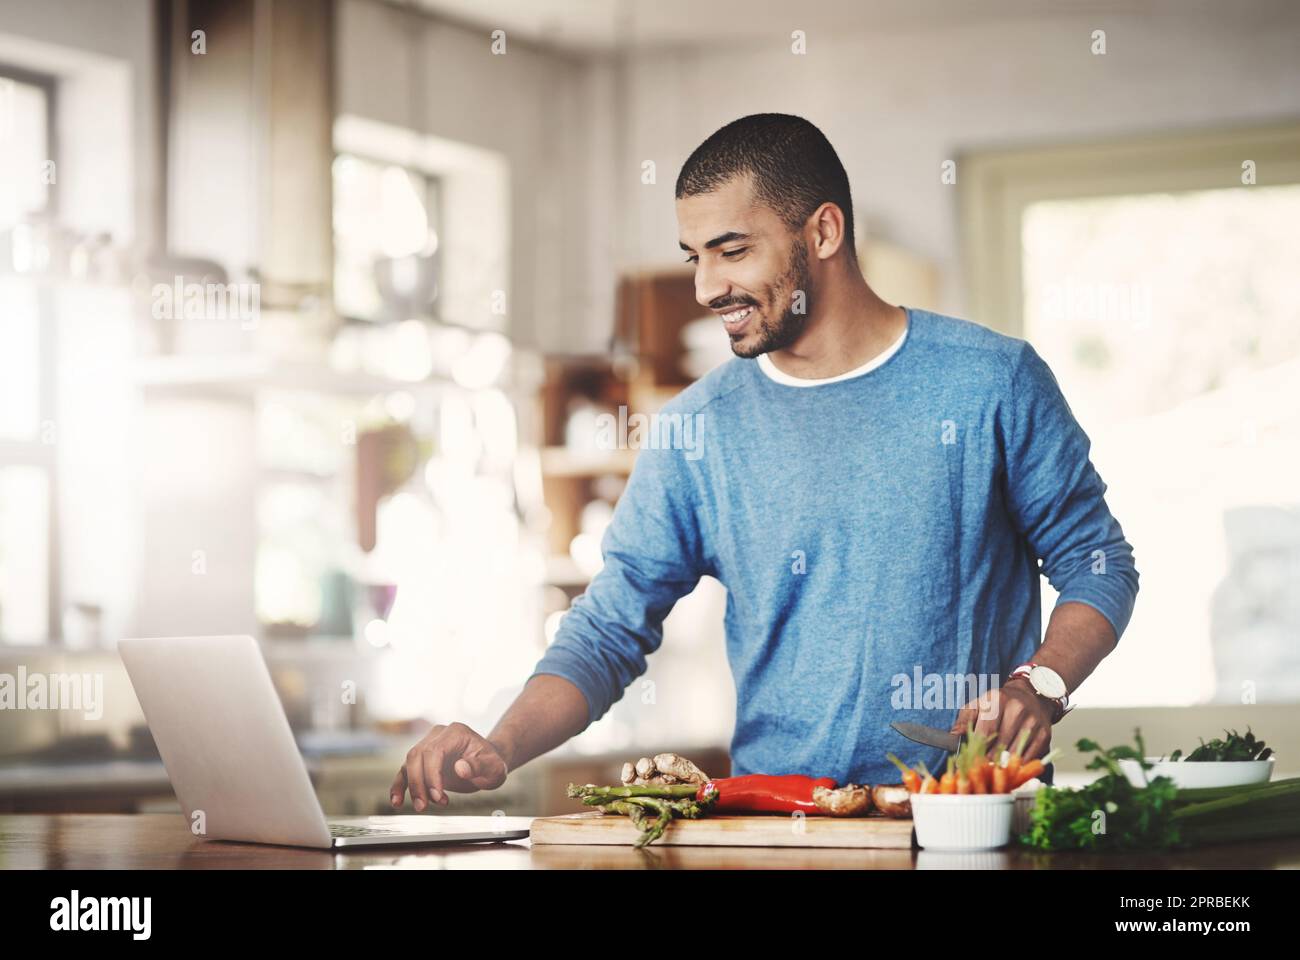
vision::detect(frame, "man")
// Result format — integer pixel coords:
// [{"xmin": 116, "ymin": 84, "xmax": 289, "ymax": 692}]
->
[{"xmin": 390, "ymin": 113, "xmax": 1138, "ymax": 811}]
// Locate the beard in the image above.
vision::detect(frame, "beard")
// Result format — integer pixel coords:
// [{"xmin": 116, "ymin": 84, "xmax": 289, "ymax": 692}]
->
[{"xmin": 726, "ymin": 238, "xmax": 814, "ymax": 359}]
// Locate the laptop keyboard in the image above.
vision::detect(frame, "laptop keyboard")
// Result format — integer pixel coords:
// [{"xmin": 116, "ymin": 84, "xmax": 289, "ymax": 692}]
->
[{"xmin": 328, "ymin": 824, "xmax": 404, "ymax": 838}]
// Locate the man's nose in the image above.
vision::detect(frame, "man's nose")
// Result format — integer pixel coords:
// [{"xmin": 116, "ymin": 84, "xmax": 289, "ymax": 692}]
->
[{"xmin": 694, "ymin": 260, "xmax": 729, "ymax": 310}]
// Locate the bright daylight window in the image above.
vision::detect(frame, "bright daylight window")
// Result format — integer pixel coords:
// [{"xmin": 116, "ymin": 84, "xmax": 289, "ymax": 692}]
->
[
  {"xmin": 1022, "ymin": 184, "xmax": 1300, "ymax": 707},
  {"xmin": 0, "ymin": 71, "xmax": 53, "ymax": 644},
  {"xmin": 332, "ymin": 153, "xmax": 441, "ymax": 323}
]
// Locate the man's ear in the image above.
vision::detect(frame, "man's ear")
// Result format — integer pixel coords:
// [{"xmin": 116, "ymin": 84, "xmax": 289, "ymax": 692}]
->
[{"xmin": 809, "ymin": 202, "xmax": 848, "ymax": 260}]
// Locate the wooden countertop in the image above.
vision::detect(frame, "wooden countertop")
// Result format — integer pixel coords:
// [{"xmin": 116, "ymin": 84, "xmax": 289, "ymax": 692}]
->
[{"xmin": 3, "ymin": 814, "xmax": 1299, "ymax": 869}]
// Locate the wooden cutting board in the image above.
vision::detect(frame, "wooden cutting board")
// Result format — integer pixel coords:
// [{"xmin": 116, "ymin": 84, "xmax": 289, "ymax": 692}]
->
[{"xmin": 530, "ymin": 811, "xmax": 916, "ymax": 848}]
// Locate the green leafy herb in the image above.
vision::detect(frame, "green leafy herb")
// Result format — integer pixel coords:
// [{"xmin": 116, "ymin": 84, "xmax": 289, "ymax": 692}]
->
[
  {"xmin": 1021, "ymin": 729, "xmax": 1183, "ymax": 851},
  {"xmin": 1168, "ymin": 727, "xmax": 1271, "ymax": 762},
  {"xmin": 1020, "ymin": 728, "xmax": 1299, "ymax": 852}
]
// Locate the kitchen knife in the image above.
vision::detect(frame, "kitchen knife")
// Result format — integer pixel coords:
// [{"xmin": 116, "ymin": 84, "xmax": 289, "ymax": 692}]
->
[{"xmin": 890, "ymin": 720, "xmax": 973, "ymax": 754}]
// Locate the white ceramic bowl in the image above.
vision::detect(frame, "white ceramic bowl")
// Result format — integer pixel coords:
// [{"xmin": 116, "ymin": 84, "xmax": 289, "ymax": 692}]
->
[
  {"xmin": 1012, "ymin": 789, "xmax": 1040, "ymax": 835},
  {"xmin": 1118, "ymin": 757, "xmax": 1274, "ymax": 789},
  {"xmin": 910, "ymin": 794, "xmax": 1015, "ymax": 850}
]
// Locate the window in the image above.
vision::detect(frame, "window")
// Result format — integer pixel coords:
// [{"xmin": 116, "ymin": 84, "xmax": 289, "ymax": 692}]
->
[
  {"xmin": 963, "ymin": 124, "xmax": 1300, "ymax": 706},
  {"xmin": 0, "ymin": 71, "xmax": 52, "ymax": 231},
  {"xmin": 0, "ymin": 67, "xmax": 55, "ymax": 643},
  {"xmin": 332, "ymin": 153, "xmax": 442, "ymax": 324}
]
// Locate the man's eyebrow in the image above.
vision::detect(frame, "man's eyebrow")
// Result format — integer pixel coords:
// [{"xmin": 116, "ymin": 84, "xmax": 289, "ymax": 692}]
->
[{"xmin": 678, "ymin": 231, "xmax": 752, "ymax": 252}]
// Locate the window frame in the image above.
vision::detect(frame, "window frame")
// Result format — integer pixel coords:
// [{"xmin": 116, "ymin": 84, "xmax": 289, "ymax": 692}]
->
[{"xmin": 960, "ymin": 123, "xmax": 1300, "ymax": 337}]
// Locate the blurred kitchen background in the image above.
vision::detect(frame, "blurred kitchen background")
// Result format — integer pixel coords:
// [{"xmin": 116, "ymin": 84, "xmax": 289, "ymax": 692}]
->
[{"xmin": 0, "ymin": 0, "xmax": 1298, "ymax": 816}]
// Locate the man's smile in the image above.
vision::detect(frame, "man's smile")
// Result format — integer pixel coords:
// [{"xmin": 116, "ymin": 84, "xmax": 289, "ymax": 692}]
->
[{"xmin": 717, "ymin": 303, "xmax": 757, "ymax": 334}]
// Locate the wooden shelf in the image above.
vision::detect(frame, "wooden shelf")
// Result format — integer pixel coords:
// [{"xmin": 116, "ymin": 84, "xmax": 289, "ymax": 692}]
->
[
  {"xmin": 615, "ymin": 268, "xmax": 701, "ymax": 387},
  {"xmin": 537, "ymin": 268, "xmax": 701, "ymax": 563}
]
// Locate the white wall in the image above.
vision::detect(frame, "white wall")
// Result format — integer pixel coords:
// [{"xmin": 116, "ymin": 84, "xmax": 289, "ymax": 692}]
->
[{"xmin": 616, "ymin": 6, "xmax": 1300, "ymax": 319}]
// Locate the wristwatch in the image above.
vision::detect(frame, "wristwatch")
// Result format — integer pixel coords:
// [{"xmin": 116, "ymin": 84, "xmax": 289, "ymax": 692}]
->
[{"xmin": 1007, "ymin": 662, "xmax": 1074, "ymax": 724}]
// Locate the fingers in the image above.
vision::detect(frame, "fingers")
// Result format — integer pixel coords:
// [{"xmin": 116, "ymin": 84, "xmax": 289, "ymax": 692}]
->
[
  {"xmin": 1023, "ymin": 725, "xmax": 1052, "ymax": 762},
  {"xmin": 951, "ymin": 693, "xmax": 1001, "ymax": 755},
  {"xmin": 997, "ymin": 695, "xmax": 1052, "ymax": 763},
  {"xmin": 423, "ymin": 723, "xmax": 479, "ymax": 805},
  {"xmin": 455, "ymin": 748, "xmax": 508, "ymax": 790},
  {"xmin": 996, "ymin": 694, "xmax": 1025, "ymax": 749},
  {"xmin": 973, "ymin": 690, "xmax": 1001, "ymax": 740},
  {"xmin": 424, "ymin": 737, "xmax": 452, "ymax": 807},
  {"xmin": 405, "ymin": 746, "xmax": 430, "ymax": 812},
  {"xmin": 389, "ymin": 766, "xmax": 408, "ymax": 809},
  {"xmin": 393, "ymin": 723, "xmax": 508, "ymax": 811},
  {"xmin": 949, "ymin": 703, "xmax": 978, "ymax": 736}
]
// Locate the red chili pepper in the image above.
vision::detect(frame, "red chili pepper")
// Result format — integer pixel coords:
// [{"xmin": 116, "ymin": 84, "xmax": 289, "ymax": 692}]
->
[{"xmin": 695, "ymin": 774, "xmax": 838, "ymax": 814}]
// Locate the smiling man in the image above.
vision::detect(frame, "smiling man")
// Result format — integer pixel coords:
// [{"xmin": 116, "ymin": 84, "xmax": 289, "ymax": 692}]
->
[{"xmin": 390, "ymin": 113, "xmax": 1139, "ymax": 810}]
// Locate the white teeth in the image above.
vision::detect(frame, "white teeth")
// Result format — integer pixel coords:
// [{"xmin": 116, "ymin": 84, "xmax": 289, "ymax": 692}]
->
[{"xmin": 721, "ymin": 307, "xmax": 752, "ymax": 324}]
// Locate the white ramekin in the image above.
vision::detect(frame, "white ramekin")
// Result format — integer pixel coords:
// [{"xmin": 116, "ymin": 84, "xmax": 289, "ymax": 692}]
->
[{"xmin": 910, "ymin": 794, "xmax": 1015, "ymax": 850}]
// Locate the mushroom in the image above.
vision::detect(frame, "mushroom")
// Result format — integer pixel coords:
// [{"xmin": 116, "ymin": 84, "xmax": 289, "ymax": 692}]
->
[
  {"xmin": 871, "ymin": 783, "xmax": 913, "ymax": 818},
  {"xmin": 813, "ymin": 783, "xmax": 873, "ymax": 817}
]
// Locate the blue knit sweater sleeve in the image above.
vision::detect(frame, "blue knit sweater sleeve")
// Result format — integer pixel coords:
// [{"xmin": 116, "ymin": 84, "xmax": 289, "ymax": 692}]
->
[
  {"xmin": 528, "ymin": 440, "xmax": 707, "ymax": 726},
  {"xmin": 1004, "ymin": 342, "xmax": 1140, "ymax": 640}
]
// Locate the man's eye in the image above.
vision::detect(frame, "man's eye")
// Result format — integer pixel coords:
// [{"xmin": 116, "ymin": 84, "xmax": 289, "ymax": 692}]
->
[
  {"xmin": 683, "ymin": 255, "xmax": 698, "ymax": 264},
  {"xmin": 722, "ymin": 248, "xmax": 748, "ymax": 259}
]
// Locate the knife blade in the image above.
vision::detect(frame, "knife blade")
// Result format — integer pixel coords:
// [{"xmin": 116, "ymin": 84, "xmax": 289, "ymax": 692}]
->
[{"xmin": 890, "ymin": 720, "xmax": 966, "ymax": 754}]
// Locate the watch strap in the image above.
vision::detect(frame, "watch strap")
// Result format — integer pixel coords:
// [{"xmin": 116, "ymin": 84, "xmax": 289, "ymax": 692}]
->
[{"xmin": 1007, "ymin": 664, "xmax": 1072, "ymax": 724}]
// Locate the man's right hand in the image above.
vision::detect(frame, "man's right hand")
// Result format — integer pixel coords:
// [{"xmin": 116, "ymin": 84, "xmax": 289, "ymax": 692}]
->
[{"xmin": 390, "ymin": 722, "xmax": 510, "ymax": 811}]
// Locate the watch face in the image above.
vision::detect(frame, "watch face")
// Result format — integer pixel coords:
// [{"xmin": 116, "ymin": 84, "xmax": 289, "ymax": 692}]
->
[{"xmin": 1030, "ymin": 665, "xmax": 1067, "ymax": 699}]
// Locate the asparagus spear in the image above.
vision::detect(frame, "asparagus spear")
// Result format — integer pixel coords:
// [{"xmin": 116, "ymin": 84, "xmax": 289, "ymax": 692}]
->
[
  {"xmin": 606, "ymin": 800, "xmax": 649, "ymax": 830},
  {"xmin": 567, "ymin": 781, "xmax": 717, "ymax": 846},
  {"xmin": 566, "ymin": 782, "xmax": 701, "ymax": 800}
]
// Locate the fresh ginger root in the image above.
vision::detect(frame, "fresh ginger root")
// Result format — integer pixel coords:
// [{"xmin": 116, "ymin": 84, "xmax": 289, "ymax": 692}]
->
[{"xmin": 619, "ymin": 752, "xmax": 711, "ymax": 786}]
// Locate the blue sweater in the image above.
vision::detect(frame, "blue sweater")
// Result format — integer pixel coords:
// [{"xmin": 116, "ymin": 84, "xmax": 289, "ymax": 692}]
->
[{"xmin": 530, "ymin": 308, "xmax": 1138, "ymax": 787}]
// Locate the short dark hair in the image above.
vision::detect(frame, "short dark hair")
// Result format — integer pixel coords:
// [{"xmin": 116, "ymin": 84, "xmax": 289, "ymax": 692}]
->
[{"xmin": 675, "ymin": 113, "xmax": 855, "ymax": 254}]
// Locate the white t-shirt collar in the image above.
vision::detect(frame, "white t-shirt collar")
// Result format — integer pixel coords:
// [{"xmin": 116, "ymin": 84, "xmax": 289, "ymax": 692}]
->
[{"xmin": 757, "ymin": 319, "xmax": 908, "ymax": 387}]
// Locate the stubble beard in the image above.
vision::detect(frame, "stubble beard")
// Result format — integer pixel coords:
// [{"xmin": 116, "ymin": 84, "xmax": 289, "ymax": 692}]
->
[{"xmin": 728, "ymin": 238, "xmax": 814, "ymax": 360}]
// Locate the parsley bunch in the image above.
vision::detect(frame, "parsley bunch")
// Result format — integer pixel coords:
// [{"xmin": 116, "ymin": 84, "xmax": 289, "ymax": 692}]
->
[{"xmin": 1020, "ymin": 729, "xmax": 1183, "ymax": 851}]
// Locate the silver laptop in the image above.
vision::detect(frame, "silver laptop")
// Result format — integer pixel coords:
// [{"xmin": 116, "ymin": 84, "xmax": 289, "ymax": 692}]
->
[{"xmin": 118, "ymin": 635, "xmax": 532, "ymax": 849}]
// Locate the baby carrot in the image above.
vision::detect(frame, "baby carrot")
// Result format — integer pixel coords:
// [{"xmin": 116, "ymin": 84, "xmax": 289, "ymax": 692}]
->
[
  {"xmin": 1004, "ymin": 729, "xmax": 1031, "ymax": 784},
  {"xmin": 886, "ymin": 753, "xmax": 922, "ymax": 793},
  {"xmin": 1010, "ymin": 749, "xmax": 1062, "ymax": 790},
  {"xmin": 992, "ymin": 761, "xmax": 1009, "ymax": 794},
  {"xmin": 916, "ymin": 760, "xmax": 939, "ymax": 794},
  {"xmin": 938, "ymin": 755, "xmax": 957, "ymax": 794}
]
